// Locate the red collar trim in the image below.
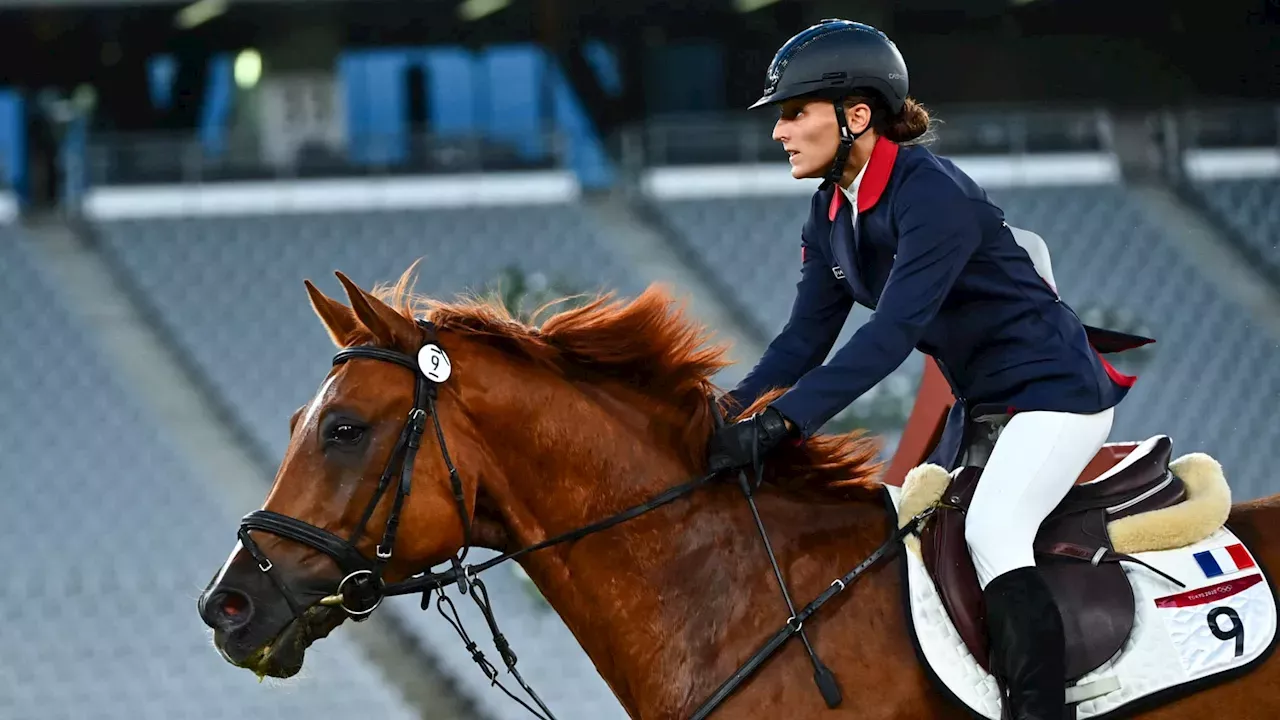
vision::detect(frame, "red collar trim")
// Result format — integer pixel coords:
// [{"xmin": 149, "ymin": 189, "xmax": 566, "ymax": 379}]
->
[
  {"xmin": 859, "ymin": 136, "xmax": 899, "ymax": 212},
  {"xmin": 827, "ymin": 136, "xmax": 900, "ymax": 221}
]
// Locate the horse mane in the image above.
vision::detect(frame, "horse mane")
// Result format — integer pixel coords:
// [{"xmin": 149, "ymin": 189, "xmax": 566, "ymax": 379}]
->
[{"xmin": 361, "ymin": 264, "xmax": 883, "ymax": 499}]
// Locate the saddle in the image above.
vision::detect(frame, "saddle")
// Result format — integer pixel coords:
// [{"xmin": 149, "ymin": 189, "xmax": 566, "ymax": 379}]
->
[{"xmin": 921, "ymin": 434, "xmax": 1186, "ymax": 681}]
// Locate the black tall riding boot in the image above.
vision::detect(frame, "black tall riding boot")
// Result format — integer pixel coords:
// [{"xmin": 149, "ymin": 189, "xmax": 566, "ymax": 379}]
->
[{"xmin": 983, "ymin": 567, "xmax": 1067, "ymax": 720}]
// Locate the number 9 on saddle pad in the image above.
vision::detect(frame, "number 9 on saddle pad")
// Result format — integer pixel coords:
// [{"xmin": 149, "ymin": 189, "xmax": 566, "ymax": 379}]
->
[
  {"xmin": 1155, "ymin": 564, "xmax": 1271, "ymax": 678},
  {"xmin": 887, "ymin": 438, "xmax": 1279, "ymax": 719}
]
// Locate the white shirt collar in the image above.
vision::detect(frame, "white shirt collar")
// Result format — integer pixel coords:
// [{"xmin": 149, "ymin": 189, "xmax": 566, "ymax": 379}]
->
[{"xmin": 838, "ymin": 160, "xmax": 869, "ymax": 209}]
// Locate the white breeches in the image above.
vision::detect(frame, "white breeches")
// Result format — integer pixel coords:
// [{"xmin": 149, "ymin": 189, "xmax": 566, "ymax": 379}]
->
[{"xmin": 964, "ymin": 407, "xmax": 1115, "ymax": 589}]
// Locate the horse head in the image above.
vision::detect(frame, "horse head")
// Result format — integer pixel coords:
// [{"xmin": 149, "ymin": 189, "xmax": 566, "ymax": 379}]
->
[
  {"xmin": 196, "ymin": 263, "xmax": 883, "ymax": 715},
  {"xmin": 196, "ymin": 268, "xmax": 497, "ymax": 678}
]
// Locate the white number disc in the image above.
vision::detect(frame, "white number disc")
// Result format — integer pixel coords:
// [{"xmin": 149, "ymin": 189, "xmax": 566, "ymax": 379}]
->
[{"xmin": 417, "ymin": 344, "xmax": 452, "ymax": 382}]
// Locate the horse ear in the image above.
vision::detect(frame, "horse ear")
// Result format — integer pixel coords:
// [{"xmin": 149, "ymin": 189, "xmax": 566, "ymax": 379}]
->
[
  {"xmin": 305, "ymin": 279, "xmax": 361, "ymax": 347},
  {"xmin": 333, "ymin": 270, "xmax": 418, "ymax": 349}
]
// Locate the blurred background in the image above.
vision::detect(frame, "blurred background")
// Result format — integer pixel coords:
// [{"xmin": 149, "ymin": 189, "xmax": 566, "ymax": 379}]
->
[{"xmin": 0, "ymin": 0, "xmax": 1277, "ymax": 718}]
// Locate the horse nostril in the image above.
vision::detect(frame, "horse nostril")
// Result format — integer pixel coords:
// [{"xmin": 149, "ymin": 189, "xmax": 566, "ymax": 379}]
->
[
  {"xmin": 221, "ymin": 590, "xmax": 249, "ymax": 617},
  {"xmin": 201, "ymin": 589, "xmax": 254, "ymax": 632}
]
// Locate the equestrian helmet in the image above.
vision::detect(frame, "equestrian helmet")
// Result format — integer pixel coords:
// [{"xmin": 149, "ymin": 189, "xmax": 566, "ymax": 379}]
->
[{"xmin": 750, "ymin": 19, "xmax": 909, "ymax": 114}]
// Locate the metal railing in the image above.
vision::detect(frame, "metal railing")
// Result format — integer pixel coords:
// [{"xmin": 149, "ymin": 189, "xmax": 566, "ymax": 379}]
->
[
  {"xmin": 922, "ymin": 105, "xmax": 1114, "ymax": 155},
  {"xmin": 72, "ymin": 101, "xmax": 1280, "ymax": 192},
  {"xmin": 1144, "ymin": 102, "xmax": 1280, "ymax": 185},
  {"xmin": 1175, "ymin": 103, "xmax": 1280, "ymax": 150},
  {"xmin": 85, "ymin": 129, "xmax": 572, "ymax": 187},
  {"xmin": 610, "ymin": 104, "xmax": 1117, "ymax": 171}
]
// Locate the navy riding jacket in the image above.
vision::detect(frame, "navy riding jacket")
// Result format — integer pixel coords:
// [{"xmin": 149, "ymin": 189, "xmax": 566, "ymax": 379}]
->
[{"xmin": 728, "ymin": 137, "xmax": 1148, "ymax": 468}]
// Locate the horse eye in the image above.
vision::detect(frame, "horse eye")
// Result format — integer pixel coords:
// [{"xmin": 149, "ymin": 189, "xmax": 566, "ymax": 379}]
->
[{"xmin": 327, "ymin": 424, "xmax": 365, "ymax": 447}]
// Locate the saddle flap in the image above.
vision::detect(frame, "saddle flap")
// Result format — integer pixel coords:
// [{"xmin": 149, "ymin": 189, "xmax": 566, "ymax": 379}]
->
[
  {"xmin": 1035, "ymin": 510, "xmax": 1135, "ymax": 680},
  {"xmin": 921, "ymin": 466, "xmax": 1141, "ymax": 682},
  {"xmin": 920, "ymin": 467, "xmax": 991, "ymax": 672}
]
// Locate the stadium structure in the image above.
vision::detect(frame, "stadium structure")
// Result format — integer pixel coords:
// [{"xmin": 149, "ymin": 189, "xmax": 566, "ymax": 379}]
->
[{"xmin": 0, "ymin": 0, "xmax": 1276, "ymax": 718}]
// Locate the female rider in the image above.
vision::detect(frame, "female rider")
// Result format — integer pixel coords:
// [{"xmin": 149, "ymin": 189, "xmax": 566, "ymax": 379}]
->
[{"xmin": 705, "ymin": 19, "xmax": 1140, "ymax": 720}]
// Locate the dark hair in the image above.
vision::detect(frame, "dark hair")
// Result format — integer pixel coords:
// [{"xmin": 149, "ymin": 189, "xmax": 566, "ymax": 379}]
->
[{"xmin": 841, "ymin": 93, "xmax": 935, "ymax": 145}]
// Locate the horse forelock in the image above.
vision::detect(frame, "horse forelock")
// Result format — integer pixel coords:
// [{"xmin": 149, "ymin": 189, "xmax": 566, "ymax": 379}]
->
[{"xmin": 345, "ymin": 263, "xmax": 883, "ymax": 498}]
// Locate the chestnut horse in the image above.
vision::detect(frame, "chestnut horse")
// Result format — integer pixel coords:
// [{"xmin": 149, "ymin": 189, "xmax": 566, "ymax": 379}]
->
[{"xmin": 198, "ymin": 267, "xmax": 1280, "ymax": 719}]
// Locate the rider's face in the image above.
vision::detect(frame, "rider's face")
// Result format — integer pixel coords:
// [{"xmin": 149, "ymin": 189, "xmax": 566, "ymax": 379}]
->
[{"xmin": 772, "ymin": 98, "xmax": 839, "ymax": 179}]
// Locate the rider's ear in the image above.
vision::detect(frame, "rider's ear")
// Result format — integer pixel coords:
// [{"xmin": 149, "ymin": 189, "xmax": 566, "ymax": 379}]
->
[
  {"xmin": 333, "ymin": 270, "xmax": 420, "ymax": 350},
  {"xmin": 305, "ymin": 279, "xmax": 361, "ymax": 347},
  {"xmin": 844, "ymin": 101, "xmax": 872, "ymax": 136}
]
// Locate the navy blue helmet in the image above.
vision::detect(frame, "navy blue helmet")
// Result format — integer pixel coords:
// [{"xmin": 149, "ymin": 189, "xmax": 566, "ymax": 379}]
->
[{"xmin": 750, "ymin": 19, "xmax": 909, "ymax": 114}]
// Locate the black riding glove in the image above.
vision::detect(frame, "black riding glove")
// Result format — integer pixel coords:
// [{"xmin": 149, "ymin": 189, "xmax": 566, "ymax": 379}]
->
[{"xmin": 706, "ymin": 406, "xmax": 794, "ymax": 474}]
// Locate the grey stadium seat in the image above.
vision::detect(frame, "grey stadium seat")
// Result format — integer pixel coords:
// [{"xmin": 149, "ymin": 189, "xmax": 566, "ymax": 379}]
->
[
  {"xmin": 1192, "ymin": 178, "xmax": 1280, "ymax": 279},
  {"xmin": 0, "ymin": 228, "xmax": 418, "ymax": 720},
  {"xmin": 93, "ymin": 205, "xmax": 638, "ymax": 720}
]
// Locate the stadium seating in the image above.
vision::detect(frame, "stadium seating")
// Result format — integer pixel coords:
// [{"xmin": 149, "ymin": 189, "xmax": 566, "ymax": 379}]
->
[
  {"xmin": 989, "ymin": 184, "xmax": 1278, "ymax": 502},
  {"xmin": 92, "ymin": 205, "xmax": 639, "ymax": 720},
  {"xmin": 81, "ymin": 181, "xmax": 1280, "ymax": 719},
  {"xmin": 651, "ymin": 195, "xmax": 813, "ymax": 338},
  {"xmin": 93, "ymin": 206, "xmax": 646, "ymax": 462},
  {"xmin": 1190, "ymin": 178, "xmax": 1280, "ymax": 279},
  {"xmin": 0, "ymin": 228, "xmax": 418, "ymax": 720},
  {"xmin": 650, "ymin": 195, "xmax": 927, "ymax": 436}
]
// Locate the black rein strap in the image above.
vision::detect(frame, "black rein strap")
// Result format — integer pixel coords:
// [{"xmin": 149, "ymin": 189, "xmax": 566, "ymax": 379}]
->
[
  {"xmin": 382, "ymin": 470, "xmax": 720, "ymax": 597},
  {"xmin": 689, "ymin": 503, "xmax": 935, "ymax": 719}
]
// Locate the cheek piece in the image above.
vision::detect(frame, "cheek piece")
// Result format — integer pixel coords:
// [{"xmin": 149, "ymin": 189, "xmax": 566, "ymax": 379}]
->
[{"xmin": 823, "ymin": 98, "xmax": 870, "ymax": 185}]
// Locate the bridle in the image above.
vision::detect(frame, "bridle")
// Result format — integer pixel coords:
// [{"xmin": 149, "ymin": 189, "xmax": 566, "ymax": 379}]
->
[
  {"xmin": 238, "ymin": 320, "xmax": 471, "ymax": 623},
  {"xmin": 234, "ymin": 318, "xmax": 935, "ymax": 719}
]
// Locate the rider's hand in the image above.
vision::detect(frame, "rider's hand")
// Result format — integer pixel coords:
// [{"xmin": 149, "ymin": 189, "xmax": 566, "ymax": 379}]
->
[{"xmin": 706, "ymin": 406, "xmax": 795, "ymax": 474}]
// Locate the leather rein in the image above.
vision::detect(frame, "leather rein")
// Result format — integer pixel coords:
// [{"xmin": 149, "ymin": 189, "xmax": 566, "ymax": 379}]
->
[{"xmin": 235, "ymin": 319, "xmax": 936, "ymax": 719}]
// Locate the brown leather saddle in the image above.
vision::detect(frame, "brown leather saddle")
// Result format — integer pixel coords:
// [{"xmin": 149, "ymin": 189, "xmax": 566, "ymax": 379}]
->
[{"xmin": 920, "ymin": 433, "xmax": 1187, "ymax": 681}]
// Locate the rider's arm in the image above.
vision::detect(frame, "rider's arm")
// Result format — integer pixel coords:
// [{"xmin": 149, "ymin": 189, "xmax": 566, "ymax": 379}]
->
[
  {"xmin": 727, "ymin": 213, "xmax": 853, "ymax": 414},
  {"xmin": 770, "ymin": 168, "xmax": 981, "ymax": 437}
]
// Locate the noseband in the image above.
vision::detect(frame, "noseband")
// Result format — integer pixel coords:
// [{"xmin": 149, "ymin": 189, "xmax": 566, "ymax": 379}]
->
[{"xmin": 232, "ymin": 318, "xmax": 934, "ymax": 720}]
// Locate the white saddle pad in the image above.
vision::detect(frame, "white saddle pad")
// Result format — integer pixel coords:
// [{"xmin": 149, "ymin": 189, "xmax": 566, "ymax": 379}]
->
[{"xmin": 887, "ymin": 485, "xmax": 1279, "ymax": 718}]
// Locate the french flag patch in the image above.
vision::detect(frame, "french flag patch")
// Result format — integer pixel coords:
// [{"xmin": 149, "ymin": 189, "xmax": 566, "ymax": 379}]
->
[{"xmin": 1193, "ymin": 544, "xmax": 1256, "ymax": 578}]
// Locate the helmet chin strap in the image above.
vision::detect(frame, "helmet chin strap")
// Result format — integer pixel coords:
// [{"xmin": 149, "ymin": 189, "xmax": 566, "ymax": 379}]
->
[{"xmin": 824, "ymin": 98, "xmax": 869, "ymax": 186}]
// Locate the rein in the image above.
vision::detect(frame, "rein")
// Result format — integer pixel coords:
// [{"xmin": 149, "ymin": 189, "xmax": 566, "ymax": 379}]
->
[{"xmin": 238, "ymin": 321, "xmax": 935, "ymax": 719}]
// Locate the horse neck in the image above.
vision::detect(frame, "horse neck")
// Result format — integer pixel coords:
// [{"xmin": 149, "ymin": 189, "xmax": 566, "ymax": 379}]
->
[{"xmin": 464, "ymin": 351, "xmax": 889, "ymax": 716}]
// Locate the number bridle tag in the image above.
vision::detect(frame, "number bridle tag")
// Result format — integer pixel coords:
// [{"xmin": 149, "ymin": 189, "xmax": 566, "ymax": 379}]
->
[{"xmin": 418, "ymin": 344, "xmax": 452, "ymax": 382}]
